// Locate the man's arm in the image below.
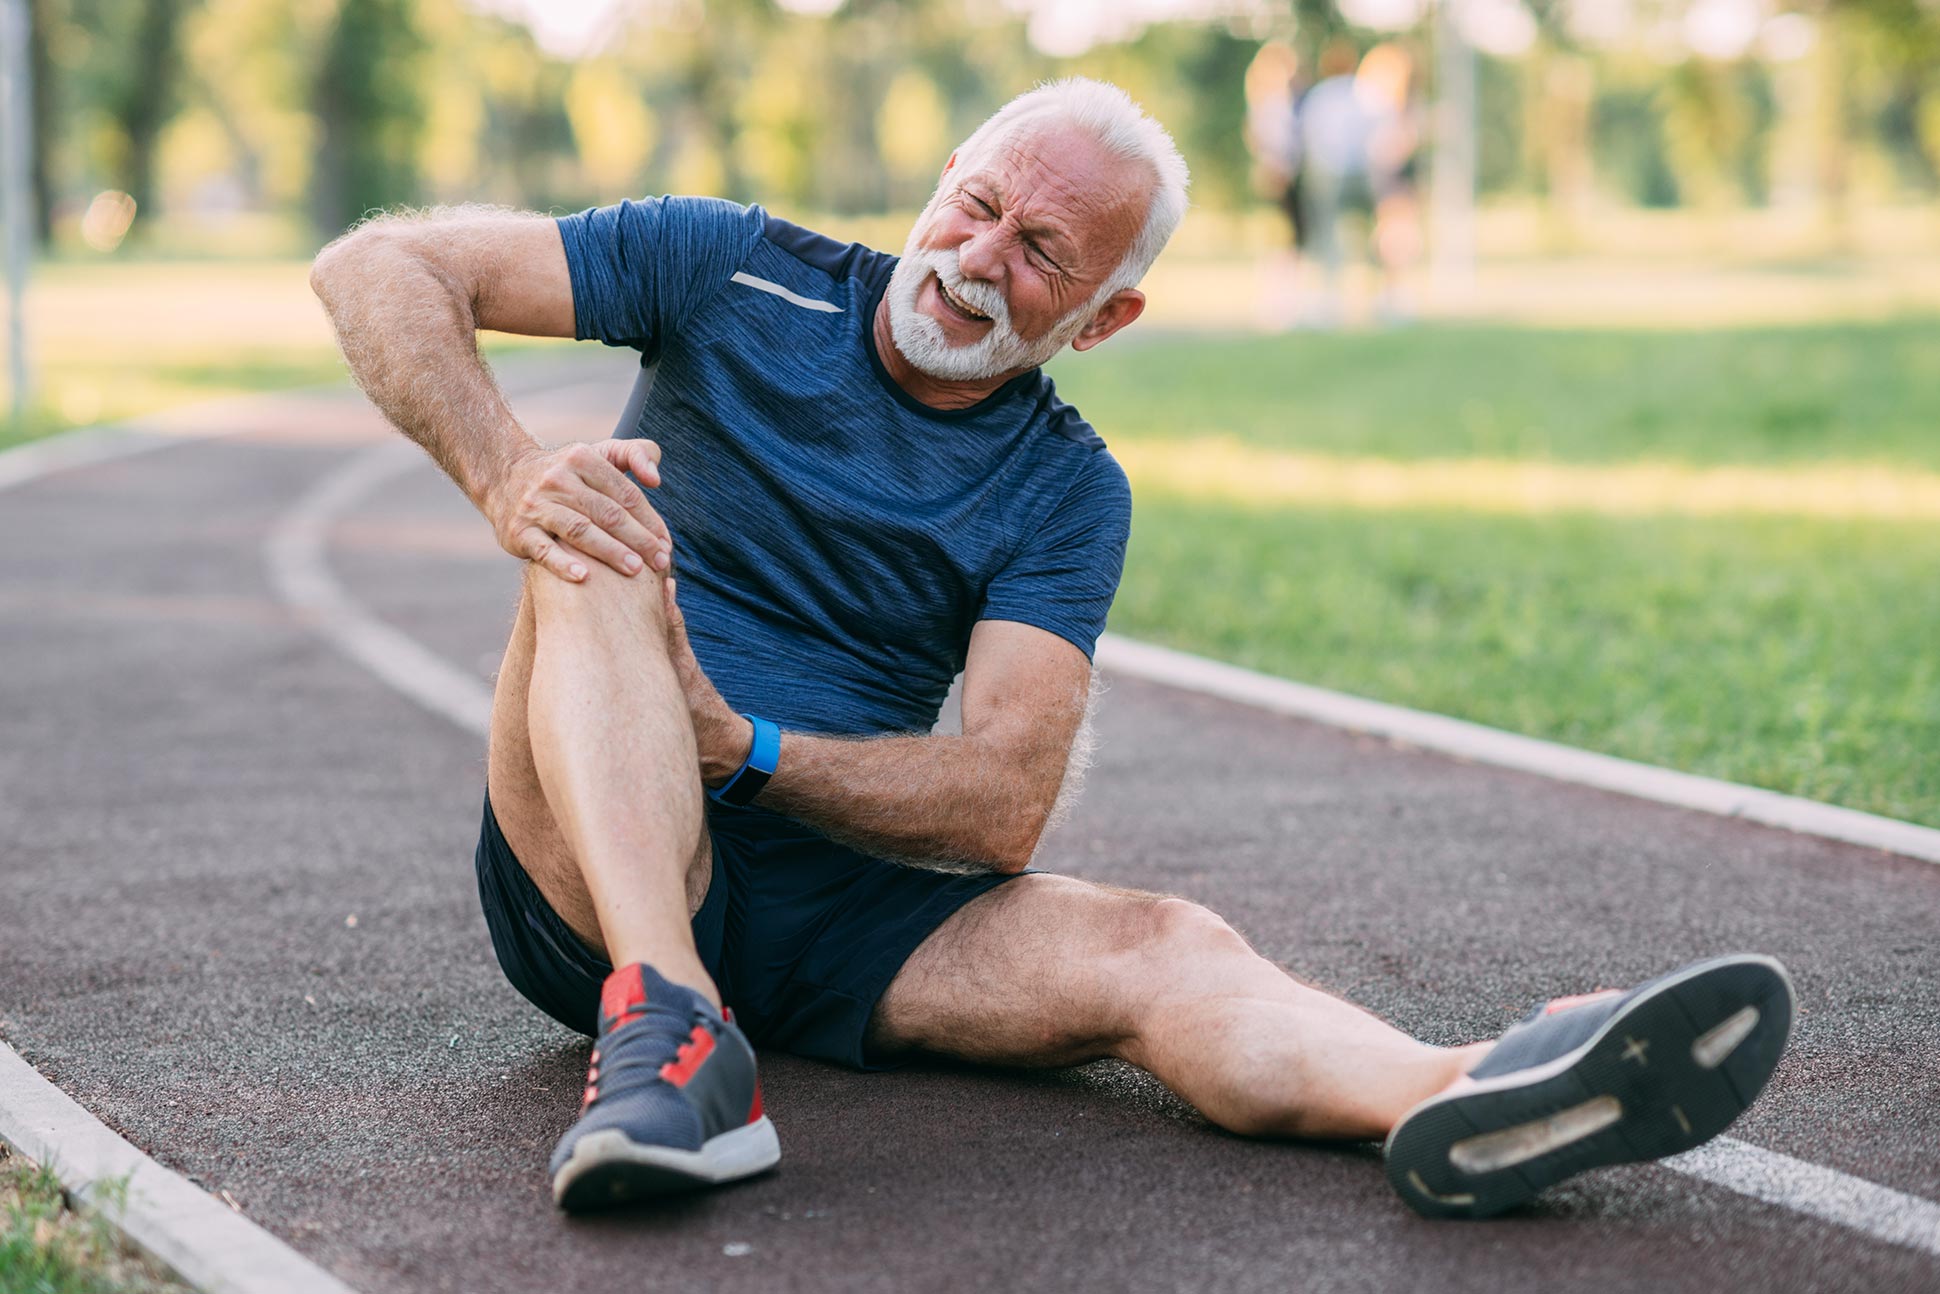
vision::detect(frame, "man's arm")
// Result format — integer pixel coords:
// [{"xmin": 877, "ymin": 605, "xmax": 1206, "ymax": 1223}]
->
[
  {"xmin": 662, "ymin": 590, "xmax": 1092, "ymax": 874},
  {"xmin": 308, "ymin": 207, "xmax": 672, "ymax": 582}
]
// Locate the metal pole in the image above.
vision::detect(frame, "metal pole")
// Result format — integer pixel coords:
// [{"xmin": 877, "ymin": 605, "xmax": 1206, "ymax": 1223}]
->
[
  {"xmin": 0, "ymin": 0, "xmax": 30, "ymax": 424},
  {"xmin": 1430, "ymin": 0, "xmax": 1476, "ymax": 305}
]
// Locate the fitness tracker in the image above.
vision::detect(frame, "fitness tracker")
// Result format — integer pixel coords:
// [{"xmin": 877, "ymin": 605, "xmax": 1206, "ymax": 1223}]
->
[{"xmin": 709, "ymin": 714, "xmax": 780, "ymax": 807}]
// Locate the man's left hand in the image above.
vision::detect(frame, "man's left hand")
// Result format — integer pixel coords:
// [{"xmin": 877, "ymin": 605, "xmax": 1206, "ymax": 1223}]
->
[{"xmin": 662, "ymin": 576, "xmax": 754, "ymax": 787}]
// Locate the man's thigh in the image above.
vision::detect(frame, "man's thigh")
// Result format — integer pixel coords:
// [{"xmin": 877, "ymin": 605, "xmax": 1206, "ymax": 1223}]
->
[
  {"xmin": 866, "ymin": 873, "xmax": 1208, "ymax": 1068},
  {"xmin": 485, "ymin": 583, "xmax": 712, "ymax": 960}
]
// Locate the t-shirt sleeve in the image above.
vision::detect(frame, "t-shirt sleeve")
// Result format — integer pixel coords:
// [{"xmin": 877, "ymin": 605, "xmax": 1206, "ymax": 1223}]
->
[
  {"xmin": 977, "ymin": 451, "xmax": 1132, "ymax": 660},
  {"xmin": 553, "ymin": 195, "xmax": 766, "ymax": 355}
]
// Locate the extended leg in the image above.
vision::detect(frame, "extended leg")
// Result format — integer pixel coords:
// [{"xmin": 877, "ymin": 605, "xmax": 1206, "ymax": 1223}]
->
[
  {"xmin": 871, "ymin": 874, "xmax": 1483, "ymax": 1139},
  {"xmin": 487, "ymin": 562, "xmax": 715, "ymax": 1000}
]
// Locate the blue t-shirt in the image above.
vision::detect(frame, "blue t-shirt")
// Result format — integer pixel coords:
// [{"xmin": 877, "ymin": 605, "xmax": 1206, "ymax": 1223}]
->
[{"xmin": 556, "ymin": 196, "xmax": 1131, "ymax": 738}]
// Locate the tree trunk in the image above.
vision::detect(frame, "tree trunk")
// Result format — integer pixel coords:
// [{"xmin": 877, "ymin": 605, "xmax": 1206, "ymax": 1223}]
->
[{"xmin": 110, "ymin": 0, "xmax": 185, "ymax": 220}]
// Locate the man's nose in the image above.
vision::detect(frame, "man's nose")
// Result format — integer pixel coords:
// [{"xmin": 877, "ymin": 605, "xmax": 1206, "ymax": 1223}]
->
[{"xmin": 956, "ymin": 225, "xmax": 1006, "ymax": 284}]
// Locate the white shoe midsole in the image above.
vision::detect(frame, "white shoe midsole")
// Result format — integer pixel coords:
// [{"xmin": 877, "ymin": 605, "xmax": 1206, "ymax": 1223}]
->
[
  {"xmin": 1447, "ymin": 1095, "xmax": 1623, "ymax": 1173},
  {"xmin": 559, "ymin": 1117, "xmax": 781, "ymax": 1189}
]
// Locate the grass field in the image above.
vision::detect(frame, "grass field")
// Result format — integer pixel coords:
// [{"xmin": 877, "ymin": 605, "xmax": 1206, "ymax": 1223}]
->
[
  {"xmin": 1050, "ymin": 321, "xmax": 1940, "ymax": 828},
  {"xmin": 0, "ymin": 1146, "xmax": 186, "ymax": 1293},
  {"xmin": 0, "ymin": 259, "xmax": 566, "ymax": 452}
]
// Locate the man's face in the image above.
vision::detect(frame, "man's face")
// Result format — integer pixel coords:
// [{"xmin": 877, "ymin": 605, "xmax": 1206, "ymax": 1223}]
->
[{"xmin": 885, "ymin": 122, "xmax": 1150, "ymax": 382}]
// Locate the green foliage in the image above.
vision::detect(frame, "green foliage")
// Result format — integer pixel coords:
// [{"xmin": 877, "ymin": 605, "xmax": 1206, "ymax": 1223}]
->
[
  {"xmin": 24, "ymin": 0, "xmax": 1940, "ymax": 246},
  {"xmin": 310, "ymin": 0, "xmax": 426, "ymax": 231},
  {"xmin": 0, "ymin": 1148, "xmax": 186, "ymax": 1293},
  {"xmin": 1593, "ymin": 81, "xmax": 1682, "ymax": 208}
]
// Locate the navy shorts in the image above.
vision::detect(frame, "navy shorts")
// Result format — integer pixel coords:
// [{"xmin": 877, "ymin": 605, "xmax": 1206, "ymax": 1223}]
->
[{"xmin": 474, "ymin": 791, "xmax": 1021, "ymax": 1070}]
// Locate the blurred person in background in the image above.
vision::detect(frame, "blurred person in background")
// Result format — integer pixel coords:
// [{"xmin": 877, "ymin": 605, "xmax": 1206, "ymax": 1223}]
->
[
  {"xmin": 1244, "ymin": 40, "xmax": 1308, "ymax": 329},
  {"xmin": 1296, "ymin": 39, "xmax": 1423, "ymax": 326}
]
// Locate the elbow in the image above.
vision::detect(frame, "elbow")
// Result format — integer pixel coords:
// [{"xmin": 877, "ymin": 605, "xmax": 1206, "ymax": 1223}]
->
[
  {"xmin": 990, "ymin": 848, "xmax": 1033, "ymax": 877},
  {"xmin": 988, "ymin": 804, "xmax": 1053, "ymax": 875},
  {"xmin": 308, "ymin": 235, "xmax": 359, "ymax": 306},
  {"xmin": 979, "ymin": 755, "xmax": 1065, "ymax": 874},
  {"xmin": 308, "ymin": 223, "xmax": 395, "ymax": 304}
]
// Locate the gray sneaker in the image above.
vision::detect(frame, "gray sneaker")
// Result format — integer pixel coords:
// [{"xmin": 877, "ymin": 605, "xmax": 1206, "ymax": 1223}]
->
[
  {"xmin": 1385, "ymin": 953, "xmax": 1794, "ymax": 1219},
  {"xmin": 549, "ymin": 962, "xmax": 779, "ymax": 1212}
]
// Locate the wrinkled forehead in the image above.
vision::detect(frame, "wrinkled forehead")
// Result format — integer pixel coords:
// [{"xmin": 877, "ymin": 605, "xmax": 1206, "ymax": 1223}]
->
[{"xmin": 958, "ymin": 119, "xmax": 1153, "ymax": 264}]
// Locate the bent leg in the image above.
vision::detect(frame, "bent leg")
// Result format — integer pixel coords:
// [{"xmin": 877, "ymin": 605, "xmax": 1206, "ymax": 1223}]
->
[
  {"xmin": 486, "ymin": 562, "xmax": 715, "ymax": 1001},
  {"xmin": 870, "ymin": 874, "xmax": 1481, "ymax": 1139}
]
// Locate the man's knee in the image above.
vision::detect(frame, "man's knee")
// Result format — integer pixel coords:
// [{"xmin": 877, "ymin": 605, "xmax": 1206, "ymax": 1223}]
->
[
  {"xmin": 1108, "ymin": 896, "xmax": 1269, "ymax": 1030},
  {"xmin": 1133, "ymin": 897, "xmax": 1254, "ymax": 968},
  {"xmin": 522, "ymin": 558, "xmax": 668, "ymax": 632}
]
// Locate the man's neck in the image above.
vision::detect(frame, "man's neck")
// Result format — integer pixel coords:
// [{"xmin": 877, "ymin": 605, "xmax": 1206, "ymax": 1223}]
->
[{"xmin": 870, "ymin": 293, "xmax": 1031, "ymax": 412}]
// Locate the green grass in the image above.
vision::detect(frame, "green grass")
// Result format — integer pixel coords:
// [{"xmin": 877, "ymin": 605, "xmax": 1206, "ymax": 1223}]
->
[
  {"xmin": 1048, "ymin": 320, "xmax": 1940, "ymax": 828},
  {"xmin": 0, "ymin": 1147, "xmax": 187, "ymax": 1293},
  {"xmin": 1057, "ymin": 321, "xmax": 1940, "ymax": 468},
  {"xmin": 0, "ymin": 257, "xmax": 571, "ymax": 452}
]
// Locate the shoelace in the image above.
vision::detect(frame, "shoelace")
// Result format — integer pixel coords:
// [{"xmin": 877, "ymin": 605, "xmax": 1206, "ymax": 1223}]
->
[{"xmin": 583, "ymin": 1003, "xmax": 712, "ymax": 1108}]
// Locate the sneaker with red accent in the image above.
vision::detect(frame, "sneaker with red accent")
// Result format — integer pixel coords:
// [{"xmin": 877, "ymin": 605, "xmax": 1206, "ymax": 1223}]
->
[
  {"xmin": 1385, "ymin": 953, "xmax": 1794, "ymax": 1219},
  {"xmin": 549, "ymin": 962, "xmax": 778, "ymax": 1211}
]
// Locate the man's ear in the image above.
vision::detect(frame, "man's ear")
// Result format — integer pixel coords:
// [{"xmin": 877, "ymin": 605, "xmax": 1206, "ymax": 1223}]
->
[{"xmin": 1070, "ymin": 289, "xmax": 1145, "ymax": 353}]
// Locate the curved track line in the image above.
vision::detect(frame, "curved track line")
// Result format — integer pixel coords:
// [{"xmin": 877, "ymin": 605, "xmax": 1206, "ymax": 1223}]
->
[
  {"xmin": 264, "ymin": 438, "xmax": 492, "ymax": 736},
  {"xmin": 267, "ymin": 436, "xmax": 1940, "ymax": 1260},
  {"xmin": 1094, "ymin": 636, "xmax": 1940, "ymax": 867}
]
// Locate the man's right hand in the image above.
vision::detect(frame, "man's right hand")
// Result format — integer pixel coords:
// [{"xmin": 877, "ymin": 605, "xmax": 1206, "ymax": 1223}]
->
[{"xmin": 485, "ymin": 438, "xmax": 673, "ymax": 582}]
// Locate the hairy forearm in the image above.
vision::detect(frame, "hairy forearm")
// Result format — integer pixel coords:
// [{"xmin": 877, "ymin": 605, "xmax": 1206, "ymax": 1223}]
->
[
  {"xmin": 310, "ymin": 224, "xmax": 532, "ymax": 509},
  {"xmin": 756, "ymin": 729, "xmax": 1071, "ymax": 875}
]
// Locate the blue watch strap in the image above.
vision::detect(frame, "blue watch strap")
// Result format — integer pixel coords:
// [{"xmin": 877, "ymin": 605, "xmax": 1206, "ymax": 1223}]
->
[{"xmin": 709, "ymin": 714, "xmax": 780, "ymax": 807}]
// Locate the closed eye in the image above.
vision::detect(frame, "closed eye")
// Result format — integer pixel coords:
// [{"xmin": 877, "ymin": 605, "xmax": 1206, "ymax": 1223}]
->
[{"xmin": 1025, "ymin": 239, "xmax": 1060, "ymax": 273}]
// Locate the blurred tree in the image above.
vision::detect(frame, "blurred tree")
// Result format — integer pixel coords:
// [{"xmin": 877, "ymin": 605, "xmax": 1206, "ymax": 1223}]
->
[
  {"xmin": 17, "ymin": 0, "xmax": 1940, "ymax": 252},
  {"xmin": 113, "ymin": 0, "xmax": 189, "ymax": 220},
  {"xmin": 1661, "ymin": 57, "xmax": 1758, "ymax": 213},
  {"xmin": 60, "ymin": 0, "xmax": 195, "ymax": 233},
  {"xmin": 877, "ymin": 67, "xmax": 948, "ymax": 204},
  {"xmin": 567, "ymin": 58, "xmax": 657, "ymax": 196},
  {"xmin": 183, "ymin": 0, "xmax": 325, "ymax": 214},
  {"xmin": 1593, "ymin": 70, "xmax": 1681, "ymax": 208},
  {"xmin": 310, "ymin": 0, "xmax": 424, "ymax": 234}
]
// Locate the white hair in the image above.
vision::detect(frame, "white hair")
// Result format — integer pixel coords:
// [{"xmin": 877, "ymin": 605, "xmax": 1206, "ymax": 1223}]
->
[{"xmin": 949, "ymin": 77, "xmax": 1191, "ymax": 300}]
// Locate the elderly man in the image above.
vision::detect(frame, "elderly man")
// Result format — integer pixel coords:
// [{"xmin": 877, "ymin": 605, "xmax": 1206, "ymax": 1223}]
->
[{"xmin": 310, "ymin": 79, "xmax": 1792, "ymax": 1218}]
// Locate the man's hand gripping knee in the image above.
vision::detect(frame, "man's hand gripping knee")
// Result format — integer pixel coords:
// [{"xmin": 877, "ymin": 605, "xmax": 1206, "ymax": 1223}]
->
[{"xmin": 483, "ymin": 437, "xmax": 674, "ymax": 585}]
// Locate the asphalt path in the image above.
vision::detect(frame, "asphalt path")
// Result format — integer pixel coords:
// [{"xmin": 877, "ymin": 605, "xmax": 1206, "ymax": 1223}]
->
[{"xmin": 3, "ymin": 352, "xmax": 1937, "ymax": 1293}]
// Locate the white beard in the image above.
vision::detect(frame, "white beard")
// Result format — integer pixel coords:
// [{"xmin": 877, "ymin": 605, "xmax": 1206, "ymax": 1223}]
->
[{"xmin": 884, "ymin": 235, "xmax": 1096, "ymax": 383}]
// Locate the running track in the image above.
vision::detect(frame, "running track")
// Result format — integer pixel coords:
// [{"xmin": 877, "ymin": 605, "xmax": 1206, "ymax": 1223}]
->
[{"xmin": 3, "ymin": 353, "xmax": 1937, "ymax": 1292}]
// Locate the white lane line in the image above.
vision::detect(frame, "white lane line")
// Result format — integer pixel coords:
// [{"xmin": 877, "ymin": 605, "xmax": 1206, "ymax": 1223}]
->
[
  {"xmin": 265, "ymin": 438, "xmax": 493, "ymax": 736},
  {"xmin": 0, "ymin": 1044, "xmax": 358, "ymax": 1294},
  {"xmin": 1094, "ymin": 634, "xmax": 1940, "ymax": 868},
  {"xmin": 273, "ymin": 440, "xmax": 1940, "ymax": 1261},
  {"xmin": 1666, "ymin": 1139, "xmax": 1940, "ymax": 1256}
]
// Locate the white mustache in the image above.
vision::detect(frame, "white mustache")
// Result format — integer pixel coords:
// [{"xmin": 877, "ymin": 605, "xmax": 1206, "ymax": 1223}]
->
[{"xmin": 922, "ymin": 249, "xmax": 1009, "ymax": 328}]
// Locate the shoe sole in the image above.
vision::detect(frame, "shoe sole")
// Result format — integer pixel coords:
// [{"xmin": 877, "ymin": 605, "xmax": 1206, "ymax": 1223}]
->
[
  {"xmin": 1384, "ymin": 953, "xmax": 1794, "ymax": 1220},
  {"xmin": 552, "ymin": 1117, "xmax": 781, "ymax": 1212}
]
